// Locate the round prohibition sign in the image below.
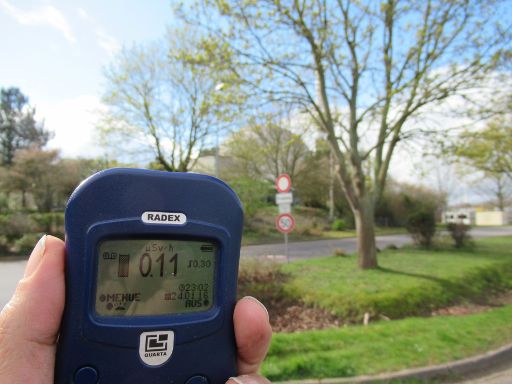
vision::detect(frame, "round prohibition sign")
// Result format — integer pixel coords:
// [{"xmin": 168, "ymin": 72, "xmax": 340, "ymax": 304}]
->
[
  {"xmin": 275, "ymin": 174, "xmax": 292, "ymax": 193},
  {"xmin": 276, "ymin": 213, "xmax": 296, "ymax": 234}
]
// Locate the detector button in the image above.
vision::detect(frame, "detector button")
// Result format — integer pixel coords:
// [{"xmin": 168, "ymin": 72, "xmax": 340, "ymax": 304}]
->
[
  {"xmin": 185, "ymin": 375, "xmax": 209, "ymax": 384},
  {"xmin": 74, "ymin": 366, "xmax": 99, "ymax": 384}
]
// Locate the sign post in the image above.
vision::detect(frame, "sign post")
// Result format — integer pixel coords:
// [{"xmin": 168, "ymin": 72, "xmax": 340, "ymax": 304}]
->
[{"xmin": 275, "ymin": 174, "xmax": 295, "ymax": 262}]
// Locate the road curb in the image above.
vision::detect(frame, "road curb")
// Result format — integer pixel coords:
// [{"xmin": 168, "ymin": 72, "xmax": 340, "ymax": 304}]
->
[{"xmin": 274, "ymin": 342, "xmax": 512, "ymax": 383}]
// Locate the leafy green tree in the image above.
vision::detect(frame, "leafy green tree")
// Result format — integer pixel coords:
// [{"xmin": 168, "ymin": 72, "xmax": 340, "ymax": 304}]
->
[
  {"xmin": 55, "ymin": 157, "xmax": 120, "ymax": 208},
  {"xmin": 0, "ymin": 88, "xmax": 51, "ymax": 166},
  {"xmin": 226, "ymin": 112, "xmax": 310, "ymax": 182},
  {"xmin": 99, "ymin": 28, "xmax": 242, "ymax": 172},
  {"xmin": 228, "ymin": 177, "xmax": 272, "ymax": 228},
  {"xmin": 3, "ymin": 150, "xmax": 115, "ymax": 212},
  {"xmin": 452, "ymin": 119, "xmax": 511, "ymax": 181},
  {"xmin": 179, "ymin": 0, "xmax": 509, "ymax": 268},
  {"xmin": 375, "ymin": 180, "xmax": 447, "ymax": 227},
  {"xmin": 449, "ymin": 118, "xmax": 511, "ymax": 210},
  {"xmin": 7, "ymin": 149, "xmax": 59, "ymax": 211}
]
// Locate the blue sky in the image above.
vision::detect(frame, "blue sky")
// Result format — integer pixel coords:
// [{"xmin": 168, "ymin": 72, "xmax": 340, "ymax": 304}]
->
[
  {"xmin": 0, "ymin": 0, "xmax": 172, "ymax": 157},
  {"xmin": 0, "ymin": 0, "xmax": 505, "ymax": 206}
]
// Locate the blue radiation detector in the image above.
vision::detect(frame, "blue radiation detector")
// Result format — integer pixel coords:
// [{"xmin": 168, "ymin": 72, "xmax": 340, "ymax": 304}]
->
[{"xmin": 55, "ymin": 168, "xmax": 243, "ymax": 384}]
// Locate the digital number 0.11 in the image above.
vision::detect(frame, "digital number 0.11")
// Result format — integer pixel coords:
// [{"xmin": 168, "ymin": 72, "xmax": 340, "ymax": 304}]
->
[{"xmin": 138, "ymin": 253, "xmax": 178, "ymax": 277}]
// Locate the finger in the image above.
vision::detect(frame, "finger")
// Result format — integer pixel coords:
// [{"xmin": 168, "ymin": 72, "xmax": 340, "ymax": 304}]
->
[
  {"xmin": 0, "ymin": 235, "xmax": 65, "ymax": 382},
  {"xmin": 0, "ymin": 235, "xmax": 65, "ymax": 346},
  {"xmin": 227, "ymin": 374, "xmax": 272, "ymax": 384},
  {"xmin": 234, "ymin": 296, "xmax": 272, "ymax": 375}
]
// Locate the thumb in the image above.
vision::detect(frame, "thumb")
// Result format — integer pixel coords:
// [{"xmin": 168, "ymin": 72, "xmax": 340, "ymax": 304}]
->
[
  {"xmin": 0, "ymin": 235, "xmax": 65, "ymax": 381},
  {"xmin": 1, "ymin": 235, "xmax": 65, "ymax": 345}
]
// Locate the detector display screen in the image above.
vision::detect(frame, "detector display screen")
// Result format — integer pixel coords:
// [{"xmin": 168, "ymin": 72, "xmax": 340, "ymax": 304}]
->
[{"xmin": 95, "ymin": 239, "xmax": 215, "ymax": 316}]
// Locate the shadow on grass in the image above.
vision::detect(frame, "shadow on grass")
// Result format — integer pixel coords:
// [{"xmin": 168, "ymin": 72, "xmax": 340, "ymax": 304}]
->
[
  {"xmin": 378, "ymin": 266, "xmax": 462, "ymax": 286},
  {"xmin": 376, "ymin": 265, "xmax": 509, "ymax": 307}
]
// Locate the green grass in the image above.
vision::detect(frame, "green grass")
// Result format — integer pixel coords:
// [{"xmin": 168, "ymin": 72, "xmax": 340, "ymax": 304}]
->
[
  {"xmin": 258, "ymin": 237, "xmax": 512, "ymax": 382},
  {"xmin": 320, "ymin": 226, "xmax": 406, "ymax": 240},
  {"xmin": 281, "ymin": 237, "xmax": 512, "ymax": 320},
  {"xmin": 263, "ymin": 304, "xmax": 512, "ymax": 381}
]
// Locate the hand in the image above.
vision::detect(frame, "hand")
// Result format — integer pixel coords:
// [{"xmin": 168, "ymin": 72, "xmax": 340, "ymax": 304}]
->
[{"xmin": 0, "ymin": 236, "xmax": 272, "ymax": 384}]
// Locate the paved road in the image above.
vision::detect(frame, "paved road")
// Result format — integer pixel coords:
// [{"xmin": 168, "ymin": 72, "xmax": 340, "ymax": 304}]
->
[
  {"xmin": 0, "ymin": 258, "xmax": 26, "ymax": 310},
  {"xmin": 241, "ymin": 226, "xmax": 512, "ymax": 260}
]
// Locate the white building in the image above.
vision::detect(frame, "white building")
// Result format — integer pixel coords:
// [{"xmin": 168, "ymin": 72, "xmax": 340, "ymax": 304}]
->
[
  {"xmin": 443, "ymin": 207, "xmax": 510, "ymax": 226},
  {"xmin": 442, "ymin": 209, "xmax": 476, "ymax": 225}
]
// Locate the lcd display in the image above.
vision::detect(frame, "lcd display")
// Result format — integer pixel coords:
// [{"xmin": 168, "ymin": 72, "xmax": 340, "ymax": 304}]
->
[{"xmin": 96, "ymin": 239, "xmax": 216, "ymax": 316}]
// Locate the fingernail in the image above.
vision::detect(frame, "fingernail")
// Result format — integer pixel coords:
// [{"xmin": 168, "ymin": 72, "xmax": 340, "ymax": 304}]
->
[
  {"xmin": 24, "ymin": 235, "xmax": 46, "ymax": 278},
  {"xmin": 229, "ymin": 375, "xmax": 269, "ymax": 384},
  {"xmin": 243, "ymin": 296, "xmax": 269, "ymax": 321}
]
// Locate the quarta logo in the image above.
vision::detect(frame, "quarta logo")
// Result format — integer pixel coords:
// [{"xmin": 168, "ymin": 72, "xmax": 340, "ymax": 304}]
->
[
  {"xmin": 142, "ymin": 211, "xmax": 187, "ymax": 225},
  {"xmin": 139, "ymin": 331, "xmax": 174, "ymax": 366}
]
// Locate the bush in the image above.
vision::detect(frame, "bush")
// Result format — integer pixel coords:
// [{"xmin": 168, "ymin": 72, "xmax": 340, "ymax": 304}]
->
[
  {"xmin": 228, "ymin": 177, "xmax": 272, "ymax": 228},
  {"xmin": 30, "ymin": 212, "xmax": 65, "ymax": 237},
  {"xmin": 406, "ymin": 208, "xmax": 436, "ymax": 248},
  {"xmin": 238, "ymin": 258, "xmax": 289, "ymax": 305},
  {"xmin": 0, "ymin": 213, "xmax": 37, "ymax": 241},
  {"xmin": 0, "ymin": 235, "xmax": 9, "ymax": 254},
  {"xmin": 13, "ymin": 233, "xmax": 42, "ymax": 255},
  {"xmin": 0, "ymin": 212, "xmax": 65, "ymax": 255},
  {"xmin": 375, "ymin": 181, "xmax": 447, "ymax": 227},
  {"xmin": 447, "ymin": 223, "xmax": 472, "ymax": 248},
  {"xmin": 334, "ymin": 248, "xmax": 347, "ymax": 257},
  {"xmin": 331, "ymin": 218, "xmax": 347, "ymax": 231}
]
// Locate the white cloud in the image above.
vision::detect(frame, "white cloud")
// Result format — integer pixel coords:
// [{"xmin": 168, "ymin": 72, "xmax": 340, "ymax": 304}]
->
[
  {"xmin": 38, "ymin": 95, "xmax": 106, "ymax": 159},
  {"xmin": 76, "ymin": 7, "xmax": 90, "ymax": 21},
  {"xmin": 95, "ymin": 28, "xmax": 121, "ymax": 56},
  {"xmin": 0, "ymin": 0, "xmax": 76, "ymax": 43},
  {"xmin": 74, "ymin": 5, "xmax": 120, "ymax": 56}
]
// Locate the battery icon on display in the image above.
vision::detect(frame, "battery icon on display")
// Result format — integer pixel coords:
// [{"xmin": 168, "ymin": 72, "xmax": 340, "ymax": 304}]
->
[{"xmin": 200, "ymin": 245, "xmax": 214, "ymax": 253}]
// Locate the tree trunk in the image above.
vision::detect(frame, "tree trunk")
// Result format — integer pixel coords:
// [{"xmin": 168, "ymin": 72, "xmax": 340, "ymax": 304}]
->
[
  {"xmin": 353, "ymin": 196, "xmax": 378, "ymax": 269},
  {"xmin": 21, "ymin": 190, "xmax": 27, "ymax": 209}
]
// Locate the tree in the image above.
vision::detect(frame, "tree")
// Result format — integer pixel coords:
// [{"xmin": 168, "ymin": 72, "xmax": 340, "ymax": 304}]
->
[
  {"xmin": 179, "ymin": 0, "xmax": 510, "ymax": 268},
  {"xmin": 452, "ymin": 119, "xmax": 512, "ymax": 181},
  {"xmin": 55, "ymin": 157, "xmax": 121, "ymax": 208},
  {"xmin": 7, "ymin": 148, "xmax": 59, "ymax": 211},
  {"xmin": 99, "ymin": 29, "xmax": 242, "ymax": 172},
  {"xmin": 0, "ymin": 87, "xmax": 51, "ymax": 166},
  {"xmin": 4, "ymin": 151, "xmax": 115, "ymax": 212},
  {"xmin": 448, "ymin": 118, "xmax": 512, "ymax": 210},
  {"xmin": 376, "ymin": 179, "xmax": 447, "ymax": 227},
  {"xmin": 226, "ymin": 111, "xmax": 310, "ymax": 182}
]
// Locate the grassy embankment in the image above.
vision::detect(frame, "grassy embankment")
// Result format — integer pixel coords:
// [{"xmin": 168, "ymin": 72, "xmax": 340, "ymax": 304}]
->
[
  {"xmin": 255, "ymin": 237, "xmax": 512, "ymax": 381},
  {"xmin": 264, "ymin": 305, "xmax": 512, "ymax": 381}
]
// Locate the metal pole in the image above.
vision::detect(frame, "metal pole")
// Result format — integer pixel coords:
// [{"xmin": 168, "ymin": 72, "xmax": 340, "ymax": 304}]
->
[{"xmin": 285, "ymin": 233, "xmax": 289, "ymax": 263}]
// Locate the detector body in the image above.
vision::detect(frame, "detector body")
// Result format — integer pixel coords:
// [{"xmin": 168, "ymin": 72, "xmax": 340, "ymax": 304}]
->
[{"xmin": 55, "ymin": 168, "xmax": 243, "ymax": 384}]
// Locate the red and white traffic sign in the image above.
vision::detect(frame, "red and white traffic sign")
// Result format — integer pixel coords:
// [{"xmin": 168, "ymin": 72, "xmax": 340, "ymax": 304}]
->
[
  {"xmin": 275, "ymin": 174, "xmax": 292, "ymax": 193},
  {"xmin": 275, "ymin": 213, "xmax": 296, "ymax": 234}
]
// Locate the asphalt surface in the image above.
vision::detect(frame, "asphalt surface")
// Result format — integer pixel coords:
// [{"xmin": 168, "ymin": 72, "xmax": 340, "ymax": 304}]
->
[
  {"xmin": 0, "ymin": 226, "xmax": 511, "ymax": 383},
  {"xmin": 459, "ymin": 367, "xmax": 512, "ymax": 384},
  {"xmin": 241, "ymin": 226, "xmax": 512, "ymax": 260}
]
